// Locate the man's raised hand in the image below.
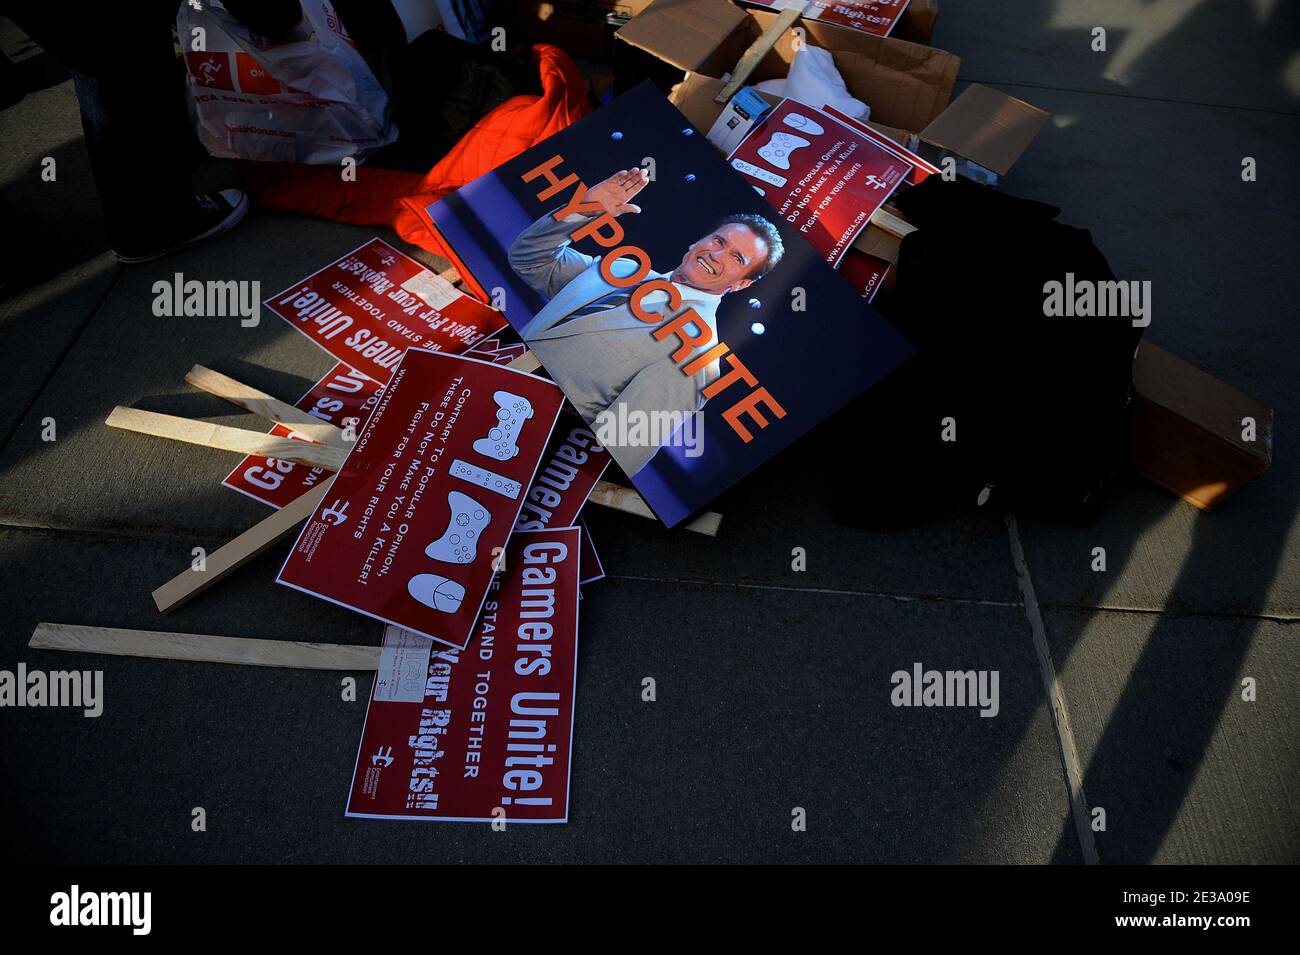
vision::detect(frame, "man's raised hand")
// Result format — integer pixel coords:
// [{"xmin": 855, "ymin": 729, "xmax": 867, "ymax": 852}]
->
[{"xmin": 584, "ymin": 168, "xmax": 650, "ymax": 217}]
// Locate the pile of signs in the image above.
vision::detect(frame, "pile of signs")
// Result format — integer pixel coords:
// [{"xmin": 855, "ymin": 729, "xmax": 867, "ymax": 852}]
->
[
  {"xmin": 621, "ymin": 0, "xmax": 1271, "ymax": 507},
  {"xmin": 32, "ymin": 1, "xmax": 1272, "ymax": 827},
  {"xmin": 43, "ymin": 77, "xmax": 917, "ymax": 824},
  {"xmin": 85, "ymin": 228, "xmax": 722, "ymax": 822}
]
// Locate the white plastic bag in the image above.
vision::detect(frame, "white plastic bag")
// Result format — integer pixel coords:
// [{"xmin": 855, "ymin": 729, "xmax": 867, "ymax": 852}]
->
[
  {"xmin": 754, "ymin": 45, "xmax": 871, "ymax": 121},
  {"xmin": 178, "ymin": 0, "xmax": 397, "ymax": 164}
]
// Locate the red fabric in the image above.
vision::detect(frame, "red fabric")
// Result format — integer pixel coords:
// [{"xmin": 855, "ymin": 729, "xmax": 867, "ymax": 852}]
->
[{"xmin": 240, "ymin": 44, "xmax": 591, "ymax": 259}]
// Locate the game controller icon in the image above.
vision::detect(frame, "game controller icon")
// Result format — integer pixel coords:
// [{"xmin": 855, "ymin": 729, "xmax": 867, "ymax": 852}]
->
[
  {"xmin": 473, "ymin": 390, "xmax": 534, "ymax": 461},
  {"xmin": 783, "ymin": 112, "xmax": 825, "ymax": 136},
  {"xmin": 449, "ymin": 458, "xmax": 522, "ymax": 500},
  {"xmin": 731, "ymin": 158, "xmax": 787, "ymax": 188},
  {"xmin": 407, "ymin": 573, "xmax": 466, "ymax": 613},
  {"xmin": 425, "ymin": 491, "xmax": 490, "ymax": 564},
  {"xmin": 756, "ymin": 131, "xmax": 811, "ymax": 171}
]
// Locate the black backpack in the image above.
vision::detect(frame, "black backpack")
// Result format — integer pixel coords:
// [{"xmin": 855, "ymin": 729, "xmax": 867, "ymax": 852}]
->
[{"xmin": 829, "ymin": 177, "xmax": 1144, "ymax": 528}]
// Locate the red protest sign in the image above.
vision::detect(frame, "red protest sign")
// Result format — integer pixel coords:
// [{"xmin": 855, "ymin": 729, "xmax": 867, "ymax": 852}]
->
[
  {"xmin": 264, "ymin": 237, "xmax": 507, "ymax": 383},
  {"xmin": 729, "ymin": 99, "xmax": 912, "ymax": 267},
  {"xmin": 839, "ymin": 249, "xmax": 892, "ymax": 303},
  {"xmin": 513, "ymin": 416, "xmax": 611, "ymax": 533},
  {"xmin": 222, "ymin": 325, "xmax": 524, "ymax": 510},
  {"xmin": 578, "ymin": 518, "xmax": 605, "ymax": 586},
  {"xmin": 822, "ymin": 104, "xmax": 941, "ymax": 190},
  {"xmin": 464, "ymin": 330, "xmax": 529, "ymax": 366},
  {"xmin": 277, "ymin": 349, "xmax": 567, "ymax": 648},
  {"xmin": 347, "ymin": 526, "xmax": 582, "ymax": 823},
  {"xmin": 222, "ymin": 362, "xmax": 383, "ymax": 509},
  {"xmin": 514, "ymin": 416, "xmax": 611, "ymax": 588},
  {"xmin": 741, "ymin": 1, "xmax": 911, "ymax": 38}
]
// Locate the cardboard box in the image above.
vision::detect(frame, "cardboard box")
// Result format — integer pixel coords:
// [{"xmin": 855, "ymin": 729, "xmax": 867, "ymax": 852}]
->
[
  {"xmin": 617, "ymin": 0, "xmax": 1048, "ymax": 264},
  {"xmin": 619, "ymin": 0, "xmax": 953, "ymax": 128},
  {"xmin": 734, "ymin": 1, "xmax": 940, "ymax": 44},
  {"xmin": 669, "ymin": 78, "xmax": 1047, "ymax": 263},
  {"xmin": 1128, "ymin": 343, "xmax": 1273, "ymax": 511},
  {"xmin": 897, "ymin": 0, "xmax": 939, "ymax": 45},
  {"xmin": 619, "ymin": 0, "xmax": 938, "ymax": 60},
  {"xmin": 917, "ymin": 82, "xmax": 1051, "ymax": 177}
]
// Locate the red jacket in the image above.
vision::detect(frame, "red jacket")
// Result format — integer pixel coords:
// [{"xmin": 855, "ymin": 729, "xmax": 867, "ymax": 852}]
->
[{"xmin": 241, "ymin": 44, "xmax": 591, "ymax": 261}]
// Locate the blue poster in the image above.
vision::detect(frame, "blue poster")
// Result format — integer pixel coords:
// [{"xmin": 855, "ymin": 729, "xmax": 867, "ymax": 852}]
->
[{"xmin": 427, "ymin": 83, "xmax": 914, "ymax": 528}]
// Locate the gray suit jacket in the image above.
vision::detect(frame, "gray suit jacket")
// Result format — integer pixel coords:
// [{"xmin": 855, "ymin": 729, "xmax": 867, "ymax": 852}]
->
[{"xmin": 508, "ymin": 211, "xmax": 723, "ymax": 475}]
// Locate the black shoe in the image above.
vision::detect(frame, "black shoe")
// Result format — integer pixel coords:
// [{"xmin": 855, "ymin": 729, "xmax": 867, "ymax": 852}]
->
[{"xmin": 113, "ymin": 189, "xmax": 250, "ymax": 264}]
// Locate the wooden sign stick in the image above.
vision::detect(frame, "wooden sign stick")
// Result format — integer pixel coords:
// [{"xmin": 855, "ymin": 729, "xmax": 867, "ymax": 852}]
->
[
  {"xmin": 873, "ymin": 207, "xmax": 917, "ymax": 240},
  {"xmin": 152, "ymin": 478, "xmax": 334, "ymax": 613},
  {"xmin": 107, "ymin": 406, "xmax": 347, "ymax": 470},
  {"xmin": 508, "ymin": 351, "xmax": 542, "ymax": 373},
  {"xmin": 589, "ymin": 482, "xmax": 723, "ymax": 536},
  {"xmin": 113, "ymin": 362, "xmax": 721, "ymax": 536},
  {"xmin": 700, "ymin": 4, "xmax": 913, "ymax": 238},
  {"xmin": 111, "ymin": 396, "xmax": 721, "ymax": 535},
  {"xmin": 30, "ymin": 622, "xmax": 379, "ymax": 670},
  {"xmin": 715, "ymin": 1, "xmax": 809, "ymax": 104},
  {"xmin": 184, "ymin": 364, "xmax": 348, "ymax": 448}
]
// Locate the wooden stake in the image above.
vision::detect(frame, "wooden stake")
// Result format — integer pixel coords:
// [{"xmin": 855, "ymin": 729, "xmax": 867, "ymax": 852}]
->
[
  {"xmin": 30, "ymin": 622, "xmax": 379, "ymax": 670},
  {"xmin": 588, "ymin": 481, "xmax": 654, "ymax": 520},
  {"xmin": 681, "ymin": 509, "xmax": 724, "ymax": 538},
  {"xmin": 186, "ymin": 364, "xmax": 724, "ymax": 533},
  {"xmin": 589, "ymin": 481, "xmax": 722, "ymax": 537},
  {"xmin": 107, "ymin": 406, "xmax": 347, "ymax": 470},
  {"xmin": 115, "ymin": 386, "xmax": 722, "ymax": 533},
  {"xmin": 872, "ymin": 207, "xmax": 917, "ymax": 240},
  {"xmin": 130, "ymin": 360, "xmax": 720, "ymax": 611},
  {"xmin": 152, "ymin": 478, "xmax": 334, "ymax": 613},
  {"xmin": 508, "ymin": 351, "xmax": 542, "ymax": 373},
  {"xmin": 184, "ymin": 364, "xmax": 347, "ymax": 448},
  {"xmin": 715, "ymin": 2, "xmax": 809, "ymax": 104}
]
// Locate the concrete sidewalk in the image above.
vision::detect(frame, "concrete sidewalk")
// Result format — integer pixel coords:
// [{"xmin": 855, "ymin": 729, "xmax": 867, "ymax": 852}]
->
[{"xmin": 0, "ymin": 2, "xmax": 1295, "ymax": 863}]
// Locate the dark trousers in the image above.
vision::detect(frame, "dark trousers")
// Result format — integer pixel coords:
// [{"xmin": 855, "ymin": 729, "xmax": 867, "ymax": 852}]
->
[{"xmin": 1, "ymin": 1, "xmax": 200, "ymax": 253}]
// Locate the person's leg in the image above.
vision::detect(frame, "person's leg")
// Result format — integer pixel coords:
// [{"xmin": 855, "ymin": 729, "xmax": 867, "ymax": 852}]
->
[{"xmin": 1, "ymin": 0, "xmax": 246, "ymax": 258}]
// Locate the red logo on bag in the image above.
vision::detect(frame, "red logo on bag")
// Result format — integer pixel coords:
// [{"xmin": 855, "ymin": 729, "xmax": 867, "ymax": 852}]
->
[
  {"xmin": 322, "ymin": 2, "xmax": 350, "ymax": 39},
  {"xmin": 235, "ymin": 52, "xmax": 282, "ymax": 95},
  {"xmin": 185, "ymin": 52, "xmax": 235, "ymax": 91}
]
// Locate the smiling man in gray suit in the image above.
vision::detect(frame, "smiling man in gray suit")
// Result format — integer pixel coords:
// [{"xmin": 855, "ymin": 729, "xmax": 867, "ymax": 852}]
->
[{"xmin": 508, "ymin": 167, "xmax": 784, "ymax": 475}]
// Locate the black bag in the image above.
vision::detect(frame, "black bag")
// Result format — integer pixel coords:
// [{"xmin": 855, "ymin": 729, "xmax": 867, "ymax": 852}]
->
[{"xmin": 829, "ymin": 177, "xmax": 1144, "ymax": 528}]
